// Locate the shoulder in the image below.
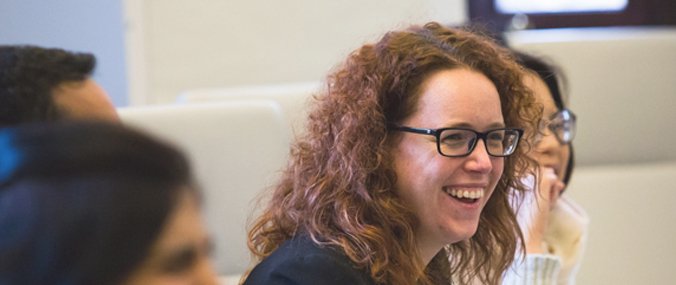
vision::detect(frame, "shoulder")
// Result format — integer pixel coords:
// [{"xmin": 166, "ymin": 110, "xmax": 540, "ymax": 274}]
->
[
  {"xmin": 243, "ymin": 235, "xmax": 375, "ymax": 285},
  {"xmin": 503, "ymin": 254, "xmax": 561, "ymax": 285}
]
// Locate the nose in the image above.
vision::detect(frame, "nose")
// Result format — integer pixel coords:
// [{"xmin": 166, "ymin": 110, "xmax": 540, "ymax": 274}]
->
[
  {"xmin": 464, "ymin": 139, "xmax": 493, "ymax": 173},
  {"xmin": 194, "ymin": 256, "xmax": 219, "ymax": 285}
]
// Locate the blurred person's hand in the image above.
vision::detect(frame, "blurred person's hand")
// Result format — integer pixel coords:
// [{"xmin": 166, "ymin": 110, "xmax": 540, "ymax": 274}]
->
[{"xmin": 515, "ymin": 167, "xmax": 565, "ymax": 254}]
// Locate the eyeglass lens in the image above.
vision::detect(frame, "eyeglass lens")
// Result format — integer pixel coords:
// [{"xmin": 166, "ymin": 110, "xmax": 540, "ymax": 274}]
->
[
  {"xmin": 438, "ymin": 129, "xmax": 520, "ymax": 157},
  {"xmin": 549, "ymin": 110, "xmax": 576, "ymax": 143}
]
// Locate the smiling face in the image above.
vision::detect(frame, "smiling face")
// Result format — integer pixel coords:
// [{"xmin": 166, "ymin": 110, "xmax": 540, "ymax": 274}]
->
[
  {"xmin": 524, "ymin": 73, "xmax": 571, "ymax": 179},
  {"xmin": 123, "ymin": 189, "xmax": 218, "ymax": 285},
  {"xmin": 391, "ymin": 68, "xmax": 505, "ymax": 263}
]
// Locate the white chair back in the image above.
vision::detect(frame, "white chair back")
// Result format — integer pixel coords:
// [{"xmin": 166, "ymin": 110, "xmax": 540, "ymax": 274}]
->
[
  {"xmin": 177, "ymin": 81, "xmax": 320, "ymax": 136},
  {"xmin": 118, "ymin": 100, "xmax": 292, "ymax": 275}
]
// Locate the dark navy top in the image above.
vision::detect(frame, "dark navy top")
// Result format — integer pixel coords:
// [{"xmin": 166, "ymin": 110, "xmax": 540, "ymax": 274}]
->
[{"xmin": 243, "ymin": 234, "xmax": 376, "ymax": 285}]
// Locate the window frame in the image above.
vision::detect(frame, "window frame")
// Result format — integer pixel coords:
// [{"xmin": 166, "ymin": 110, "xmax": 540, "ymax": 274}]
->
[{"xmin": 468, "ymin": 0, "xmax": 676, "ymax": 32}]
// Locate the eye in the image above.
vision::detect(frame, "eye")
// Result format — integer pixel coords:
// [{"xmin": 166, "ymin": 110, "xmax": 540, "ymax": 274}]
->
[
  {"xmin": 549, "ymin": 120, "xmax": 564, "ymax": 131},
  {"xmin": 487, "ymin": 131, "xmax": 505, "ymax": 141},
  {"xmin": 440, "ymin": 130, "xmax": 472, "ymax": 147},
  {"xmin": 160, "ymin": 246, "xmax": 198, "ymax": 274},
  {"xmin": 486, "ymin": 131, "xmax": 506, "ymax": 148}
]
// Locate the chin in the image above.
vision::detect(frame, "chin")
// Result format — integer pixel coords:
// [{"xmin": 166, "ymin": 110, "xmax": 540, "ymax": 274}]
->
[{"xmin": 446, "ymin": 224, "xmax": 480, "ymax": 244}]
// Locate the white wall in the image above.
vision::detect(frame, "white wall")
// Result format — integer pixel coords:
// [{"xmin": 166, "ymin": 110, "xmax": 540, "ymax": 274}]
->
[
  {"xmin": 567, "ymin": 161, "xmax": 676, "ymax": 285},
  {"xmin": 126, "ymin": 0, "xmax": 467, "ymax": 104},
  {"xmin": 0, "ymin": 0, "xmax": 128, "ymax": 106}
]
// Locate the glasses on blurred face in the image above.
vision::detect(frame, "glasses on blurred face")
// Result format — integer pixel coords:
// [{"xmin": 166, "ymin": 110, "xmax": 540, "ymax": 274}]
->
[
  {"xmin": 539, "ymin": 108, "xmax": 576, "ymax": 144},
  {"xmin": 390, "ymin": 126, "xmax": 524, "ymax": 157}
]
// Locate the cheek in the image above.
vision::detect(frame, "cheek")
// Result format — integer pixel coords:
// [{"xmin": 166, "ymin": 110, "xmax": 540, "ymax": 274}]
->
[
  {"xmin": 393, "ymin": 157, "xmax": 423, "ymax": 201},
  {"xmin": 490, "ymin": 158, "xmax": 505, "ymax": 188},
  {"xmin": 491, "ymin": 155, "xmax": 504, "ymax": 171},
  {"xmin": 392, "ymin": 139, "xmax": 428, "ymax": 188},
  {"xmin": 560, "ymin": 145, "xmax": 571, "ymax": 175},
  {"xmin": 392, "ymin": 145, "xmax": 440, "ymax": 205},
  {"xmin": 123, "ymin": 272, "xmax": 179, "ymax": 285}
]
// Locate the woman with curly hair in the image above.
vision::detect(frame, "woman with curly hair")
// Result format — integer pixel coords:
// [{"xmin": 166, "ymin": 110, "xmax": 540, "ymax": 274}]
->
[{"xmin": 244, "ymin": 22, "xmax": 541, "ymax": 285}]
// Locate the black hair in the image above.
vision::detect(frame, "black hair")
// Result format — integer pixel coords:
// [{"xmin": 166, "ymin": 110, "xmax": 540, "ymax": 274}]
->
[
  {"xmin": 514, "ymin": 51, "xmax": 575, "ymax": 185},
  {"xmin": 0, "ymin": 121, "xmax": 196, "ymax": 285},
  {"xmin": 0, "ymin": 45, "xmax": 96, "ymax": 127}
]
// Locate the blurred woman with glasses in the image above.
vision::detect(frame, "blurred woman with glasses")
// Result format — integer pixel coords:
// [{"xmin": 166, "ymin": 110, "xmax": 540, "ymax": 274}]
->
[
  {"xmin": 243, "ymin": 22, "xmax": 542, "ymax": 285},
  {"xmin": 503, "ymin": 51, "xmax": 589, "ymax": 285}
]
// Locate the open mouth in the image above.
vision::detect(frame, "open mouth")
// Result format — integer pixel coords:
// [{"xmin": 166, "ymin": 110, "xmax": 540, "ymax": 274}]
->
[{"xmin": 443, "ymin": 187, "xmax": 484, "ymax": 204}]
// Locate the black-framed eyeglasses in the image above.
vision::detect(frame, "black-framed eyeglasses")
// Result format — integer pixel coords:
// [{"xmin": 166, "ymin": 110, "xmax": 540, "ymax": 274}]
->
[
  {"xmin": 390, "ymin": 125, "xmax": 524, "ymax": 157},
  {"xmin": 539, "ymin": 108, "xmax": 576, "ymax": 144}
]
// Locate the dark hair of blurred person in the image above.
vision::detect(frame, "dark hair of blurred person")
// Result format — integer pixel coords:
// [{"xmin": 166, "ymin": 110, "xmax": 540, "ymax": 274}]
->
[{"xmin": 0, "ymin": 45, "xmax": 119, "ymax": 127}]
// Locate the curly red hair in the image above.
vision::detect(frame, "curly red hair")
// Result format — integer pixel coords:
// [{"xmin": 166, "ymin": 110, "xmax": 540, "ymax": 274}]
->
[{"xmin": 248, "ymin": 22, "xmax": 540, "ymax": 285}]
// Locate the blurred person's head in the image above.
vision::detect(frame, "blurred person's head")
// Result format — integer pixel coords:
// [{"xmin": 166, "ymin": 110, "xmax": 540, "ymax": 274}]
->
[
  {"xmin": 0, "ymin": 45, "xmax": 119, "ymax": 127},
  {"xmin": 248, "ymin": 22, "xmax": 540, "ymax": 285},
  {"xmin": 515, "ymin": 51, "xmax": 575, "ymax": 186},
  {"xmin": 0, "ymin": 122, "xmax": 217, "ymax": 285}
]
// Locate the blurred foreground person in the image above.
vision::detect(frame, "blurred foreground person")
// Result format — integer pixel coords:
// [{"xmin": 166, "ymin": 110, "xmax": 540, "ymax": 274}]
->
[{"xmin": 0, "ymin": 122, "xmax": 217, "ymax": 285}]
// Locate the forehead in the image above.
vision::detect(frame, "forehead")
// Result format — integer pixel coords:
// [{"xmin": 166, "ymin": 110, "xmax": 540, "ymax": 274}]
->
[
  {"xmin": 408, "ymin": 68, "xmax": 504, "ymax": 128},
  {"xmin": 152, "ymin": 191, "xmax": 204, "ymax": 249},
  {"xmin": 523, "ymin": 72, "xmax": 557, "ymax": 115},
  {"xmin": 51, "ymin": 79, "xmax": 120, "ymax": 122}
]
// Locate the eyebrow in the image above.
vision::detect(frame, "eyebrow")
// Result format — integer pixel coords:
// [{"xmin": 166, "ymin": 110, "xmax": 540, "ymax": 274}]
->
[
  {"xmin": 160, "ymin": 245, "xmax": 198, "ymax": 272},
  {"xmin": 156, "ymin": 237, "xmax": 214, "ymax": 273},
  {"xmin": 442, "ymin": 122, "xmax": 506, "ymax": 130}
]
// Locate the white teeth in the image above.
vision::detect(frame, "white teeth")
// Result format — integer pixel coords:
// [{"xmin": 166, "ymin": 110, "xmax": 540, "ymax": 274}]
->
[{"xmin": 444, "ymin": 187, "xmax": 484, "ymax": 199}]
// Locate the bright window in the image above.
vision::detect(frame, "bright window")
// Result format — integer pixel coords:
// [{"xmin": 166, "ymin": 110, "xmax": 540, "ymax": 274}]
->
[
  {"xmin": 468, "ymin": 0, "xmax": 676, "ymax": 30},
  {"xmin": 496, "ymin": 0, "xmax": 629, "ymax": 14}
]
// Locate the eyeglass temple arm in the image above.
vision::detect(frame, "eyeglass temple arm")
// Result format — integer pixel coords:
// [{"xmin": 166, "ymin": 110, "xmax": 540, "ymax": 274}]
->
[{"xmin": 389, "ymin": 125, "xmax": 436, "ymax": 135}]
